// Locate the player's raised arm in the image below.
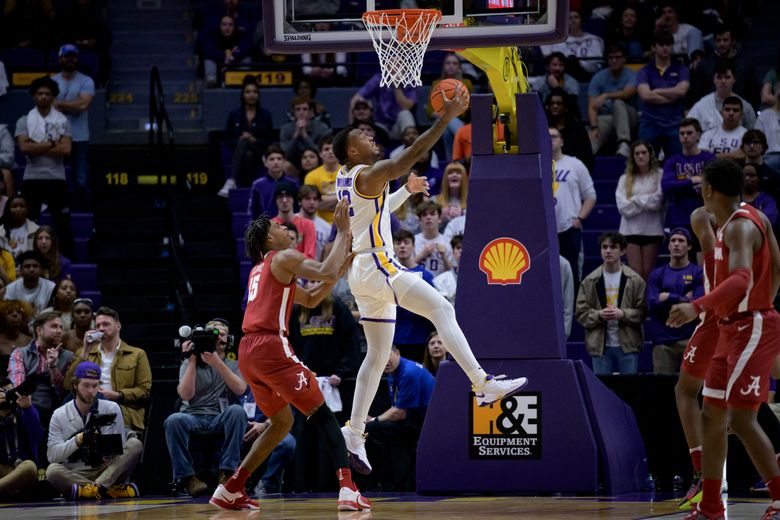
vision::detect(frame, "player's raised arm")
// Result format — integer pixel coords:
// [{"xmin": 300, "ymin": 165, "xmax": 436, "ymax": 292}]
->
[
  {"xmin": 356, "ymin": 90, "xmax": 466, "ymax": 196},
  {"xmin": 273, "ymin": 199, "xmax": 352, "ymax": 284}
]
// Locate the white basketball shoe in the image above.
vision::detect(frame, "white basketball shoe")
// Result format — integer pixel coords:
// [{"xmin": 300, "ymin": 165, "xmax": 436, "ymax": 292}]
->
[
  {"xmin": 473, "ymin": 374, "xmax": 529, "ymax": 407},
  {"xmin": 341, "ymin": 422, "xmax": 372, "ymax": 474},
  {"xmin": 338, "ymin": 486, "xmax": 372, "ymax": 511}
]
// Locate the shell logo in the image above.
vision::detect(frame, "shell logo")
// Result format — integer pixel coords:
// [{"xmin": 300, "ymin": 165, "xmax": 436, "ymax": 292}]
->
[{"xmin": 479, "ymin": 237, "xmax": 531, "ymax": 285}]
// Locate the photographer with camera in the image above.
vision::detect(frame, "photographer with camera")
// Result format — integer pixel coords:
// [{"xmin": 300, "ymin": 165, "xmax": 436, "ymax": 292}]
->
[
  {"xmin": 46, "ymin": 361, "xmax": 142, "ymax": 500},
  {"xmin": 164, "ymin": 318, "xmax": 247, "ymax": 497},
  {"xmin": 65, "ymin": 307, "xmax": 152, "ymax": 435},
  {"xmin": 8, "ymin": 311, "xmax": 75, "ymax": 425},
  {"xmin": 0, "ymin": 377, "xmax": 42, "ymax": 498}
]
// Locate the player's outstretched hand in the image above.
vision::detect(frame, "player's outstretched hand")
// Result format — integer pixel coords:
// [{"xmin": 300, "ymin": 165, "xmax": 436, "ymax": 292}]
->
[
  {"xmin": 667, "ymin": 303, "xmax": 698, "ymax": 328},
  {"xmin": 334, "ymin": 198, "xmax": 350, "ymax": 233},
  {"xmin": 406, "ymin": 172, "xmax": 430, "ymax": 196},
  {"xmin": 440, "ymin": 88, "xmax": 467, "ymax": 121}
]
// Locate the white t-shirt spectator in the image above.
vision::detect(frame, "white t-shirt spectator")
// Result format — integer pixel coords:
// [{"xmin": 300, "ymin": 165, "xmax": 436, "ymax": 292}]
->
[
  {"xmin": 700, "ymin": 126, "xmax": 747, "ymax": 155},
  {"xmin": 672, "ymin": 23, "xmax": 704, "ymax": 58},
  {"xmin": 542, "ymin": 33, "xmax": 605, "ymax": 74},
  {"xmin": 755, "ymin": 108, "xmax": 780, "ymax": 153},
  {"xmin": 312, "ymin": 215, "xmax": 331, "ymax": 261},
  {"xmin": 443, "ymin": 215, "xmax": 466, "ymax": 243},
  {"xmin": 553, "ymin": 154, "xmax": 596, "ymax": 233},
  {"xmin": 414, "ymin": 234, "xmax": 453, "ymax": 277},
  {"xmin": 687, "ymin": 93, "xmax": 756, "ymax": 133},
  {"xmin": 433, "ymin": 270, "xmax": 457, "ymax": 304},
  {"xmin": 603, "ymin": 269, "xmax": 621, "ymax": 347},
  {"xmin": 5, "ymin": 278, "xmax": 55, "ymax": 313}
]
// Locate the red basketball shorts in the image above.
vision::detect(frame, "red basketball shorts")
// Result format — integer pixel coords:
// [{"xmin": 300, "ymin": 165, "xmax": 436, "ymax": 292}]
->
[
  {"xmin": 702, "ymin": 310, "xmax": 780, "ymax": 410},
  {"xmin": 239, "ymin": 332, "xmax": 323, "ymax": 417},
  {"xmin": 680, "ymin": 313, "xmax": 721, "ymax": 379}
]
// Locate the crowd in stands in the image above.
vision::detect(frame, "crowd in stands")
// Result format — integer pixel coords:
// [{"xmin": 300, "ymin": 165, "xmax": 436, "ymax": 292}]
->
[
  {"xmin": 2, "ymin": 0, "xmax": 780, "ymax": 503},
  {"xmin": 211, "ymin": 2, "xmax": 780, "ymax": 382}
]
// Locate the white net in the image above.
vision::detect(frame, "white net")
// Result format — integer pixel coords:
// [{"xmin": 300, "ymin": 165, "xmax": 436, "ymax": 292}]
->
[{"xmin": 362, "ymin": 9, "xmax": 442, "ymax": 88}]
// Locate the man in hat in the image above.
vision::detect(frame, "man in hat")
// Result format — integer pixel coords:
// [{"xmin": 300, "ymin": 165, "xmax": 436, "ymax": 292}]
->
[
  {"xmin": 14, "ymin": 75, "xmax": 74, "ymax": 256},
  {"xmin": 272, "ymin": 181, "xmax": 316, "ymax": 259},
  {"xmin": 46, "ymin": 361, "xmax": 142, "ymax": 500},
  {"xmin": 52, "ymin": 43, "xmax": 95, "ymax": 207},
  {"xmin": 646, "ymin": 228, "xmax": 704, "ymax": 375}
]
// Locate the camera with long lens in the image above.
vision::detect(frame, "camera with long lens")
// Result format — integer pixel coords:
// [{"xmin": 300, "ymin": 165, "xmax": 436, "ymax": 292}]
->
[
  {"xmin": 0, "ymin": 379, "xmax": 37, "ymax": 410},
  {"xmin": 67, "ymin": 413, "xmax": 123, "ymax": 467},
  {"xmin": 177, "ymin": 325, "xmax": 219, "ymax": 358}
]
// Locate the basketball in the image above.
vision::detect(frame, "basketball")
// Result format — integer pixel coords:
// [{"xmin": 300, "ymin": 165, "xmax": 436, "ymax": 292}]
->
[{"xmin": 430, "ymin": 78, "xmax": 469, "ymax": 116}]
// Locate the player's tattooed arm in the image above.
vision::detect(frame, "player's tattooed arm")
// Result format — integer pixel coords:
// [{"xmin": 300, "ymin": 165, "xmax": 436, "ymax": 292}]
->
[{"xmin": 361, "ymin": 90, "xmax": 467, "ymax": 191}]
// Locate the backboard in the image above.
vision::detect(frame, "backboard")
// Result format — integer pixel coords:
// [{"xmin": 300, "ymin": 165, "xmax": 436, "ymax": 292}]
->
[{"xmin": 262, "ymin": 0, "xmax": 568, "ymax": 53}]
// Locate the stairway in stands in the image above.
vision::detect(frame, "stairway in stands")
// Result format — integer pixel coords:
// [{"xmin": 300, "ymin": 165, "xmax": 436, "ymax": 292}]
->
[
  {"xmin": 105, "ymin": 0, "xmax": 202, "ymax": 132},
  {"xmin": 88, "ymin": 147, "xmax": 242, "ymax": 382}
]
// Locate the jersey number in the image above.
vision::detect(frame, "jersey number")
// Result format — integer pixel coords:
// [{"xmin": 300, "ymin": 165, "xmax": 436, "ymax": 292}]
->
[
  {"xmin": 247, "ymin": 274, "xmax": 260, "ymax": 302},
  {"xmin": 338, "ymin": 190, "xmax": 355, "ymax": 216}
]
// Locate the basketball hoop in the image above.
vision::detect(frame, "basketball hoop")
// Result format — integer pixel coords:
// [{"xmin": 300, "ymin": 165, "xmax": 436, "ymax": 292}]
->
[{"xmin": 362, "ymin": 9, "xmax": 442, "ymax": 88}]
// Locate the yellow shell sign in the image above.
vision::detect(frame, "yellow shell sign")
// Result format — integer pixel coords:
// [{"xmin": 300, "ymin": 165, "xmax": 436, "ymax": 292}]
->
[{"xmin": 478, "ymin": 237, "xmax": 531, "ymax": 285}]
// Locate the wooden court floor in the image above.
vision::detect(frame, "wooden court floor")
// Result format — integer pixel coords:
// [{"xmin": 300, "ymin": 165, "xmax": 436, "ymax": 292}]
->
[{"xmin": 0, "ymin": 494, "xmax": 775, "ymax": 519}]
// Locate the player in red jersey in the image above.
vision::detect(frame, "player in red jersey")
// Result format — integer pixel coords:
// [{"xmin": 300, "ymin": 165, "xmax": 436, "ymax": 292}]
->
[
  {"xmin": 669, "ymin": 159, "xmax": 780, "ymax": 520},
  {"xmin": 675, "ymin": 206, "xmax": 719, "ymax": 508},
  {"xmin": 211, "ymin": 199, "xmax": 371, "ymax": 512}
]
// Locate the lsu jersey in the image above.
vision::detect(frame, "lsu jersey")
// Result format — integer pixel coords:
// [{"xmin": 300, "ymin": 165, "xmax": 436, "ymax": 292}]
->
[{"xmin": 335, "ymin": 163, "xmax": 402, "ymax": 279}]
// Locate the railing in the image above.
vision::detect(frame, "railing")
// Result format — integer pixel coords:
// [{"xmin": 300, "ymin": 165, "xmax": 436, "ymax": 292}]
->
[
  {"xmin": 149, "ymin": 66, "xmax": 175, "ymax": 156},
  {"xmin": 148, "ymin": 67, "xmax": 192, "ymax": 326}
]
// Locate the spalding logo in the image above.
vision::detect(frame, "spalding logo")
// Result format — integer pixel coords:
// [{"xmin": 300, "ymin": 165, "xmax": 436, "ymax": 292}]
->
[{"xmin": 479, "ymin": 237, "xmax": 531, "ymax": 285}]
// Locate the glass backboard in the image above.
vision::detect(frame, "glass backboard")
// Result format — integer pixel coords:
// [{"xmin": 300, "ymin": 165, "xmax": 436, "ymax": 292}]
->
[{"xmin": 262, "ymin": 0, "xmax": 567, "ymax": 53}]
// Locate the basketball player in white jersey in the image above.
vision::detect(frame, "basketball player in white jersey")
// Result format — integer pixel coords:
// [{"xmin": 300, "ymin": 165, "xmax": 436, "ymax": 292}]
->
[{"xmin": 332, "ymin": 89, "xmax": 528, "ymax": 474}]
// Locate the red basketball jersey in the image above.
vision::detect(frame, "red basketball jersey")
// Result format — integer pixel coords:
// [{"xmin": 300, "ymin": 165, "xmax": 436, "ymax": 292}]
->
[
  {"xmin": 712, "ymin": 204, "xmax": 773, "ymax": 318},
  {"xmin": 242, "ymin": 251, "xmax": 297, "ymax": 335}
]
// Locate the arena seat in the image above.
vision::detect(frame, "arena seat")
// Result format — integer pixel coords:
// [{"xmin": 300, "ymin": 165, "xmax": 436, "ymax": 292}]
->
[
  {"xmin": 70, "ymin": 263, "xmax": 98, "ymax": 292},
  {"xmin": 587, "ymin": 205, "xmax": 620, "ymax": 229}
]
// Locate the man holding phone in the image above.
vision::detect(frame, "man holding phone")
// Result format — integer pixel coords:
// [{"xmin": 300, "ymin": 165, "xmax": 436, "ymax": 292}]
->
[
  {"xmin": 7, "ymin": 311, "xmax": 75, "ymax": 425},
  {"xmin": 0, "ymin": 377, "xmax": 42, "ymax": 498}
]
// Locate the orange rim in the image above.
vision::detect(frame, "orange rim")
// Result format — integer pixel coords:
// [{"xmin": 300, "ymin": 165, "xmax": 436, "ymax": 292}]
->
[
  {"xmin": 363, "ymin": 9, "xmax": 442, "ymax": 43},
  {"xmin": 362, "ymin": 8, "xmax": 442, "ymax": 25}
]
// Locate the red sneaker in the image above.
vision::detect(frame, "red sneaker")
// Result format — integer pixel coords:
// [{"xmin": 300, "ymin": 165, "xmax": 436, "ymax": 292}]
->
[
  {"xmin": 338, "ymin": 486, "xmax": 372, "ymax": 511},
  {"xmin": 209, "ymin": 484, "xmax": 260, "ymax": 510},
  {"xmin": 762, "ymin": 506, "xmax": 780, "ymax": 520},
  {"xmin": 682, "ymin": 504, "xmax": 725, "ymax": 520}
]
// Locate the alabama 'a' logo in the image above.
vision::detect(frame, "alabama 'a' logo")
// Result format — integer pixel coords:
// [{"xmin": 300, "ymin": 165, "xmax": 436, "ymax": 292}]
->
[{"xmin": 479, "ymin": 237, "xmax": 531, "ymax": 285}]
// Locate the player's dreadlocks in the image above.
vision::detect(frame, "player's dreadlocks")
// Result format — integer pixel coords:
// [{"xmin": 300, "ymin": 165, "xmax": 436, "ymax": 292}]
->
[{"xmin": 244, "ymin": 215, "xmax": 272, "ymax": 264}]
